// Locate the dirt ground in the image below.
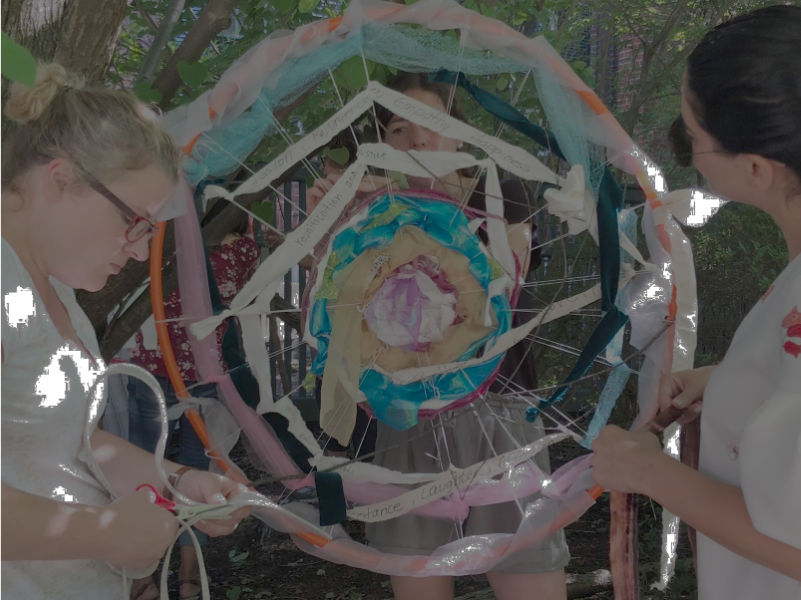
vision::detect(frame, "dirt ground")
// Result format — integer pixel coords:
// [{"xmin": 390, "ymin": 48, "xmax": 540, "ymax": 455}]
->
[{"xmin": 162, "ymin": 440, "xmax": 696, "ymax": 600}]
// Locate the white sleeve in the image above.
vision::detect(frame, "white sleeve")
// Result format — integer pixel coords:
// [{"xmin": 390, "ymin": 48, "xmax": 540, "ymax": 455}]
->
[{"xmin": 739, "ymin": 273, "xmax": 801, "ymax": 550}]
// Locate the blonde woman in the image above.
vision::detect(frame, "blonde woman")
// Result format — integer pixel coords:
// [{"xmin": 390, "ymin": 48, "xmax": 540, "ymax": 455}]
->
[{"xmin": 1, "ymin": 64, "xmax": 249, "ymax": 599}]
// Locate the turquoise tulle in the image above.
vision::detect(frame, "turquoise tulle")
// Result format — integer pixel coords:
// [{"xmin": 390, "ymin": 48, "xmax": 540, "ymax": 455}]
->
[{"xmin": 183, "ymin": 22, "xmax": 529, "ymax": 186}]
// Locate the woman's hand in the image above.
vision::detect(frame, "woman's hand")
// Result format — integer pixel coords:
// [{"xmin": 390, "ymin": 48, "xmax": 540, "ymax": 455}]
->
[
  {"xmin": 591, "ymin": 425, "xmax": 665, "ymax": 495},
  {"xmin": 174, "ymin": 469, "xmax": 251, "ymax": 537},
  {"xmin": 657, "ymin": 364, "xmax": 716, "ymax": 425},
  {"xmin": 103, "ymin": 487, "xmax": 180, "ymax": 570}
]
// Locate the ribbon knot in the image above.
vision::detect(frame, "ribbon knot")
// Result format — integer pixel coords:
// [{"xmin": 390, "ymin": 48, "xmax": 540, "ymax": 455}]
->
[{"xmin": 543, "ymin": 165, "xmax": 597, "ymax": 236}]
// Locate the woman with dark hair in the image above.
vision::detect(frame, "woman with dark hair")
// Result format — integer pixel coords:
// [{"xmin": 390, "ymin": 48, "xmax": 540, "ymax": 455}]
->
[
  {"xmin": 592, "ymin": 5, "xmax": 801, "ymax": 597},
  {"xmin": 309, "ymin": 71, "xmax": 568, "ymax": 600}
]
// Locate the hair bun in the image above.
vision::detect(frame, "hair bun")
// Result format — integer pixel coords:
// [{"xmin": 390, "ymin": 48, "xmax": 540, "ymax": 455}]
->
[{"xmin": 4, "ymin": 63, "xmax": 85, "ymax": 125}]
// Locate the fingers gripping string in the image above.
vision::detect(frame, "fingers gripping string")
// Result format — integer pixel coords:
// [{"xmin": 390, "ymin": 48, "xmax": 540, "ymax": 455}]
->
[
  {"xmin": 86, "ymin": 364, "xmax": 320, "ymax": 600},
  {"xmin": 83, "ymin": 363, "xmax": 213, "ymax": 599}
]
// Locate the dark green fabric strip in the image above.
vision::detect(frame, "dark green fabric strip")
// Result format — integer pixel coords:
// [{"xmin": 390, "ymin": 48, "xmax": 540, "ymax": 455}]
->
[
  {"xmin": 431, "ymin": 69, "xmax": 623, "ymax": 308},
  {"xmin": 315, "ymin": 471, "xmax": 347, "ymax": 526},
  {"xmin": 430, "ymin": 71, "xmax": 629, "ymax": 409}
]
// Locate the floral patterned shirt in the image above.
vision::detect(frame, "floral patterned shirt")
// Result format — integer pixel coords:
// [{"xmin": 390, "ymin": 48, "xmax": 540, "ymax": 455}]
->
[{"xmin": 130, "ymin": 236, "xmax": 260, "ymax": 381}]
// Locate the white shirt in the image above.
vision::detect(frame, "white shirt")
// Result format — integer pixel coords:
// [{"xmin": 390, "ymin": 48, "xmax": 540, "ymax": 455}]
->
[
  {"xmin": 697, "ymin": 253, "xmax": 801, "ymax": 599},
  {"xmin": 2, "ymin": 238, "xmax": 122, "ymax": 598}
]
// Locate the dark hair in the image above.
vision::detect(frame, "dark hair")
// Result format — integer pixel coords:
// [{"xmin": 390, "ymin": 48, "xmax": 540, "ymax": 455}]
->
[
  {"xmin": 668, "ymin": 115, "xmax": 693, "ymax": 168},
  {"xmin": 681, "ymin": 4, "xmax": 801, "ymax": 179},
  {"xmin": 373, "ymin": 71, "xmax": 477, "ymax": 179},
  {"xmin": 375, "ymin": 71, "xmax": 468, "ymax": 133}
]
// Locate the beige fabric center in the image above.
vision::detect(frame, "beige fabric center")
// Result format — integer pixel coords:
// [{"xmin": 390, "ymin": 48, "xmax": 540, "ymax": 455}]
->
[{"xmin": 320, "ymin": 226, "xmax": 494, "ymax": 445}]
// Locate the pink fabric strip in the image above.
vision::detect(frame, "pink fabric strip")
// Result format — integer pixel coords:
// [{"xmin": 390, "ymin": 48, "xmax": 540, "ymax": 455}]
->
[{"xmin": 173, "ymin": 183, "xmax": 306, "ymax": 484}]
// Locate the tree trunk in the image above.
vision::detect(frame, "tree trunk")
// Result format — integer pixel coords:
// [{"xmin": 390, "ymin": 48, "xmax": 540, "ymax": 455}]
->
[
  {"xmin": 53, "ymin": 0, "xmax": 127, "ymax": 81},
  {"xmin": 2, "ymin": 0, "xmax": 67, "ymax": 131},
  {"xmin": 2, "ymin": 0, "xmax": 67, "ymax": 59},
  {"xmin": 2, "ymin": 0, "xmax": 126, "ymax": 81}
]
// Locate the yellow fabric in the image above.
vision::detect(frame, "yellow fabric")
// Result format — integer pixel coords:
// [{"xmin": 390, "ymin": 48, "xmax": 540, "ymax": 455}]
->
[{"xmin": 319, "ymin": 225, "xmax": 495, "ymax": 445}]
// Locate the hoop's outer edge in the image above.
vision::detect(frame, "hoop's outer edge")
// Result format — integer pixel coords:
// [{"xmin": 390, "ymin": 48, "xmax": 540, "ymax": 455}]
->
[{"xmin": 148, "ymin": 221, "xmax": 233, "ymax": 476}]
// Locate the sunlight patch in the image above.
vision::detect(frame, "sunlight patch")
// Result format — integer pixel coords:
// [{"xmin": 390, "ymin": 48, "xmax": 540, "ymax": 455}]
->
[{"xmin": 4, "ymin": 285, "xmax": 36, "ymax": 327}]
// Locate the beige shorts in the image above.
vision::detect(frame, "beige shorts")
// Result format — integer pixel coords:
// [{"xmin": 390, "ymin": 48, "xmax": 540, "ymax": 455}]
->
[{"xmin": 365, "ymin": 395, "xmax": 570, "ymax": 573}]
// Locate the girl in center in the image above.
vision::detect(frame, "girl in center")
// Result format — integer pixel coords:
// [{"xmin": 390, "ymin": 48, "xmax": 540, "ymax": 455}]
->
[{"xmin": 310, "ymin": 72, "xmax": 569, "ymax": 600}]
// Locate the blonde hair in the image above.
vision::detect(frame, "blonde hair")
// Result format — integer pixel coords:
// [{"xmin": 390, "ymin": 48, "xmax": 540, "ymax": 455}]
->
[{"xmin": 3, "ymin": 63, "xmax": 180, "ymax": 188}]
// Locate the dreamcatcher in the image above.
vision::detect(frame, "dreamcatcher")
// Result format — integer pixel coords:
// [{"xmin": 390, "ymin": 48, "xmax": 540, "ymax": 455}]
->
[{"xmin": 143, "ymin": 0, "xmax": 698, "ymax": 593}]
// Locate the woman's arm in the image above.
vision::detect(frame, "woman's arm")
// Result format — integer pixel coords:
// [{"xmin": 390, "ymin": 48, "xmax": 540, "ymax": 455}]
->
[
  {"xmin": 1, "ymin": 483, "xmax": 177, "ymax": 569},
  {"xmin": 591, "ymin": 426, "xmax": 801, "ymax": 580}
]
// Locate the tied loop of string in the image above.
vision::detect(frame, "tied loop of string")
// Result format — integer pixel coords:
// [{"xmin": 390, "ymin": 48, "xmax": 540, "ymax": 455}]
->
[
  {"xmin": 83, "ymin": 363, "xmax": 246, "ymax": 600},
  {"xmin": 164, "ymin": 395, "xmax": 218, "ymax": 421}
]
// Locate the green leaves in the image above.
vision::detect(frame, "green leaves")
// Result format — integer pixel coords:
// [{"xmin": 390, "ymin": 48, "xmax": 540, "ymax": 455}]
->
[
  {"xmin": 228, "ymin": 548, "xmax": 250, "ymax": 564},
  {"xmin": 177, "ymin": 60, "xmax": 210, "ymax": 87},
  {"xmin": 302, "ymin": 372, "xmax": 317, "ymax": 392},
  {"xmin": 272, "ymin": 0, "xmax": 296, "ymax": 14},
  {"xmin": 1, "ymin": 32, "xmax": 36, "ymax": 86},
  {"xmin": 251, "ymin": 200, "xmax": 276, "ymax": 226},
  {"xmin": 225, "ymin": 587, "xmax": 242, "ymax": 600},
  {"xmin": 333, "ymin": 56, "xmax": 368, "ymax": 92},
  {"xmin": 324, "ymin": 146, "xmax": 350, "ymax": 166},
  {"xmin": 134, "ymin": 81, "xmax": 163, "ymax": 103},
  {"xmin": 298, "ymin": 0, "xmax": 317, "ymax": 14},
  {"xmin": 495, "ymin": 74, "xmax": 511, "ymax": 93}
]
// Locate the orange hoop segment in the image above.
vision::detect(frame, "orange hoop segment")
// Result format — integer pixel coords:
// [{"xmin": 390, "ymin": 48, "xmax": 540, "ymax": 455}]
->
[{"xmin": 148, "ymin": 221, "xmax": 231, "ymax": 475}]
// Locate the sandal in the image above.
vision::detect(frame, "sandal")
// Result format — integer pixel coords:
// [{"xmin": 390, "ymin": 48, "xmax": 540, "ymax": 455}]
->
[
  {"xmin": 179, "ymin": 577, "xmax": 202, "ymax": 600},
  {"xmin": 130, "ymin": 577, "xmax": 159, "ymax": 600}
]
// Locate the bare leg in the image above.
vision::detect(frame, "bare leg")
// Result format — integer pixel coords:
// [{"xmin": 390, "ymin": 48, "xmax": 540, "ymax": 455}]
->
[
  {"xmin": 389, "ymin": 575, "xmax": 455, "ymax": 600},
  {"xmin": 179, "ymin": 545, "xmax": 201, "ymax": 599},
  {"xmin": 130, "ymin": 576, "xmax": 159, "ymax": 600},
  {"xmin": 486, "ymin": 570, "xmax": 567, "ymax": 600}
]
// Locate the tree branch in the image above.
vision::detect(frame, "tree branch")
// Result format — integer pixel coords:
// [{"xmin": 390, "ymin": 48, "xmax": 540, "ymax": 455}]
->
[
  {"xmin": 132, "ymin": 0, "xmax": 159, "ymax": 33},
  {"xmin": 135, "ymin": 0, "xmax": 186, "ymax": 84},
  {"xmin": 153, "ymin": 0, "xmax": 238, "ymax": 107},
  {"xmin": 620, "ymin": 0, "xmax": 689, "ymax": 132}
]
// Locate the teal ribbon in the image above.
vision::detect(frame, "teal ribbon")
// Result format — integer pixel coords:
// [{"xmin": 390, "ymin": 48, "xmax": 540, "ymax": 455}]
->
[
  {"xmin": 581, "ymin": 362, "xmax": 632, "ymax": 448},
  {"xmin": 427, "ymin": 71, "xmax": 630, "ymax": 419}
]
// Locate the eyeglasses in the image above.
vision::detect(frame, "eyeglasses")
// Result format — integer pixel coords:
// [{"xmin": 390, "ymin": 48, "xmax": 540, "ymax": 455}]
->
[
  {"xmin": 83, "ymin": 172, "xmax": 158, "ymax": 243},
  {"xmin": 669, "ymin": 115, "xmax": 732, "ymax": 168}
]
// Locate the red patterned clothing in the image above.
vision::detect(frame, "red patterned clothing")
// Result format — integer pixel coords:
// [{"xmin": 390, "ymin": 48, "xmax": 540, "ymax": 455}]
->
[{"xmin": 130, "ymin": 236, "xmax": 260, "ymax": 381}]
